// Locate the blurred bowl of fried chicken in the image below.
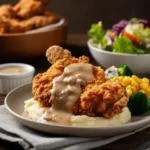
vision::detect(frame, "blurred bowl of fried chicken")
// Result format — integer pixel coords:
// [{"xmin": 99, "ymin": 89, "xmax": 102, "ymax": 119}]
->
[{"xmin": 0, "ymin": 0, "xmax": 68, "ymax": 59}]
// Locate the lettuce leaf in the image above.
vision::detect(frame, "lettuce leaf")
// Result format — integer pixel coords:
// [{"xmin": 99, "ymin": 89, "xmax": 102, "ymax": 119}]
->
[
  {"xmin": 88, "ymin": 22, "xmax": 108, "ymax": 49},
  {"xmin": 113, "ymin": 36, "xmax": 145, "ymax": 54},
  {"xmin": 88, "ymin": 21, "xmax": 105, "ymax": 40}
]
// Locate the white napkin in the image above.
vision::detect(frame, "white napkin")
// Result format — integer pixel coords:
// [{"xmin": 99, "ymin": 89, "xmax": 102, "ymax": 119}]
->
[{"xmin": 0, "ymin": 105, "xmax": 149, "ymax": 150}]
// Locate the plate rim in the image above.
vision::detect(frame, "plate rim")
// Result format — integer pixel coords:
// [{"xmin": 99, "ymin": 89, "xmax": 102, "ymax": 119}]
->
[{"xmin": 4, "ymin": 83, "xmax": 150, "ymax": 135}]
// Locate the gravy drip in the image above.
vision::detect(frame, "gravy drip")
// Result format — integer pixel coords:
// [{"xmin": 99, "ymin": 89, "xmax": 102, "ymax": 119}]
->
[
  {"xmin": 50, "ymin": 63, "xmax": 94, "ymax": 112},
  {"xmin": 39, "ymin": 108, "xmax": 72, "ymax": 125}
]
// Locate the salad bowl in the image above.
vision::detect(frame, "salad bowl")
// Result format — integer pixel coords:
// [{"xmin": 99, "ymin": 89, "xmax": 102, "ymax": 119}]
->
[
  {"xmin": 87, "ymin": 18, "xmax": 150, "ymax": 77},
  {"xmin": 88, "ymin": 40, "xmax": 150, "ymax": 77}
]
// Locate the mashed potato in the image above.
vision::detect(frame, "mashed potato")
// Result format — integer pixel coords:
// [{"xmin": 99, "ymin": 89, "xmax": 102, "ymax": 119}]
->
[
  {"xmin": 24, "ymin": 98, "xmax": 47, "ymax": 121},
  {"xmin": 24, "ymin": 98, "xmax": 131, "ymax": 127},
  {"xmin": 71, "ymin": 107, "xmax": 131, "ymax": 127}
]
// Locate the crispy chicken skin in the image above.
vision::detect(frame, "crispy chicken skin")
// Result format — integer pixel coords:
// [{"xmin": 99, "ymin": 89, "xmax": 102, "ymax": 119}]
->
[
  {"xmin": 0, "ymin": 0, "xmax": 61, "ymax": 34},
  {"xmin": 13, "ymin": 0, "xmax": 47, "ymax": 19},
  {"xmin": 73, "ymin": 80, "xmax": 128, "ymax": 118},
  {"xmin": 46, "ymin": 45, "xmax": 72, "ymax": 64},
  {"xmin": 25, "ymin": 13, "xmax": 62, "ymax": 29},
  {"xmin": 0, "ymin": 17, "xmax": 32, "ymax": 34},
  {"xmin": 32, "ymin": 46, "xmax": 128, "ymax": 118},
  {"xmin": 0, "ymin": 14, "xmax": 61, "ymax": 34},
  {"xmin": 0, "ymin": 5, "xmax": 16, "ymax": 18},
  {"xmin": 32, "ymin": 46, "xmax": 90, "ymax": 106}
]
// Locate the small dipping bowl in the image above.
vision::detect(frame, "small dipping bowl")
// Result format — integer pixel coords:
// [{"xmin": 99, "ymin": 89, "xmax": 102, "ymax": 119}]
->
[{"xmin": 0, "ymin": 63, "xmax": 35, "ymax": 94}]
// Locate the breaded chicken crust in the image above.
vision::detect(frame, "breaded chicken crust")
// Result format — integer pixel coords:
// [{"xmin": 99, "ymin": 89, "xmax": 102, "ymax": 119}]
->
[
  {"xmin": 13, "ymin": 0, "xmax": 47, "ymax": 19},
  {"xmin": 0, "ymin": 5, "xmax": 16, "ymax": 18},
  {"xmin": 32, "ymin": 46, "xmax": 90, "ymax": 106},
  {"xmin": 32, "ymin": 46, "xmax": 129, "ymax": 118},
  {"xmin": 73, "ymin": 80, "xmax": 128, "ymax": 118}
]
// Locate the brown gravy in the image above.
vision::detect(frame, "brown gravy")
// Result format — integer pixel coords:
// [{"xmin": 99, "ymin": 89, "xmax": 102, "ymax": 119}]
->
[
  {"xmin": 0, "ymin": 66, "xmax": 27, "ymax": 74},
  {"xmin": 40, "ymin": 108, "xmax": 72, "ymax": 125},
  {"xmin": 50, "ymin": 63, "xmax": 94, "ymax": 112}
]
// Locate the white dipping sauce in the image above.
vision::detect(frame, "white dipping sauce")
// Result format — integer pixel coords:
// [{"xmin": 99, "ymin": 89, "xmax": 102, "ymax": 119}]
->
[
  {"xmin": 0, "ymin": 66, "xmax": 27, "ymax": 74},
  {"xmin": 50, "ymin": 63, "xmax": 94, "ymax": 112}
]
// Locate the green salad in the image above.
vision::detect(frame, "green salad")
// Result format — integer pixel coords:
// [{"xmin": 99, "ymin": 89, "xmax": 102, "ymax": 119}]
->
[{"xmin": 88, "ymin": 18, "xmax": 150, "ymax": 54}]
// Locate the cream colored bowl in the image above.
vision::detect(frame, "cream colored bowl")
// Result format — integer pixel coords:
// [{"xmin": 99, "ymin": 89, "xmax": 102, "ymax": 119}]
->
[
  {"xmin": 87, "ymin": 39, "xmax": 150, "ymax": 77},
  {"xmin": 0, "ymin": 63, "xmax": 35, "ymax": 94}
]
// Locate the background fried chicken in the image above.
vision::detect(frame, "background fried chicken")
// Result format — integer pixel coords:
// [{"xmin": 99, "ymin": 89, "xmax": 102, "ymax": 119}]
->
[
  {"xmin": 0, "ymin": 17, "xmax": 33, "ymax": 34},
  {"xmin": 26, "ymin": 13, "xmax": 61, "ymax": 29},
  {"xmin": 32, "ymin": 46, "xmax": 128, "ymax": 118},
  {"xmin": 13, "ymin": 0, "xmax": 47, "ymax": 19},
  {"xmin": 0, "ymin": 5, "xmax": 16, "ymax": 18},
  {"xmin": 0, "ymin": 0, "xmax": 61, "ymax": 34}
]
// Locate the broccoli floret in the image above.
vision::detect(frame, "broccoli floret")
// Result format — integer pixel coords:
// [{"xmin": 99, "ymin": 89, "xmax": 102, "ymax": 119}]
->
[
  {"xmin": 118, "ymin": 65, "xmax": 133, "ymax": 76},
  {"xmin": 128, "ymin": 92, "xmax": 148, "ymax": 115}
]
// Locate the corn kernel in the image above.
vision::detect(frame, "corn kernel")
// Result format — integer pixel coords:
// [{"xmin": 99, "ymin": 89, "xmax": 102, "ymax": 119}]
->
[
  {"xmin": 119, "ymin": 76, "xmax": 124, "ymax": 81},
  {"xmin": 137, "ymin": 78, "xmax": 142, "ymax": 84},
  {"xmin": 142, "ymin": 78, "xmax": 150, "ymax": 84},
  {"xmin": 132, "ymin": 75, "xmax": 141, "ymax": 83},
  {"xmin": 123, "ymin": 77, "xmax": 131, "ymax": 86},
  {"xmin": 112, "ymin": 76, "xmax": 119, "ymax": 81},
  {"xmin": 126, "ymin": 89, "xmax": 132, "ymax": 96},
  {"xmin": 140, "ymin": 83, "xmax": 149, "ymax": 90},
  {"xmin": 147, "ymin": 87, "xmax": 150, "ymax": 93},
  {"xmin": 127, "ymin": 85, "xmax": 137, "ymax": 93},
  {"xmin": 139, "ymin": 89, "xmax": 146, "ymax": 93},
  {"xmin": 131, "ymin": 86, "xmax": 137, "ymax": 93},
  {"xmin": 131, "ymin": 78, "xmax": 138, "ymax": 87},
  {"xmin": 126, "ymin": 85, "xmax": 132, "ymax": 90}
]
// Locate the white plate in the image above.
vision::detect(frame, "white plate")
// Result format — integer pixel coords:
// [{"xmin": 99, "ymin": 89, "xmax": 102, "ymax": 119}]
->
[{"xmin": 4, "ymin": 83, "xmax": 150, "ymax": 137}]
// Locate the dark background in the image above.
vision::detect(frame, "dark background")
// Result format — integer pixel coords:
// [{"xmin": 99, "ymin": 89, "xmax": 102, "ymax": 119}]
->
[{"xmin": 0, "ymin": 0, "xmax": 149, "ymax": 33}]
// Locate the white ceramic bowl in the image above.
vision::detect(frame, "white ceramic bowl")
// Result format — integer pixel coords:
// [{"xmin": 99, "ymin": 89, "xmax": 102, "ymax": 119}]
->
[
  {"xmin": 87, "ymin": 39, "xmax": 150, "ymax": 77},
  {"xmin": 0, "ymin": 63, "xmax": 35, "ymax": 94}
]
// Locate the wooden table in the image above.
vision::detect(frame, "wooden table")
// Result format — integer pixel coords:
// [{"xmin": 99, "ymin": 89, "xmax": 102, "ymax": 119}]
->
[{"xmin": 1, "ymin": 34, "xmax": 150, "ymax": 150}]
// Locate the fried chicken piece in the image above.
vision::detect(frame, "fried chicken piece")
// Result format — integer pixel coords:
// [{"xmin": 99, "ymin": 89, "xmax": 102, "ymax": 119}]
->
[
  {"xmin": 0, "ymin": 0, "xmax": 61, "ymax": 34},
  {"xmin": 46, "ymin": 45, "xmax": 72, "ymax": 64},
  {"xmin": 0, "ymin": 13, "xmax": 61, "ymax": 34},
  {"xmin": 32, "ymin": 46, "xmax": 90, "ymax": 107},
  {"xmin": 0, "ymin": 17, "xmax": 8, "ymax": 34},
  {"xmin": 14, "ymin": 0, "xmax": 48, "ymax": 19},
  {"xmin": 0, "ymin": 17, "xmax": 32, "ymax": 34},
  {"xmin": 72, "ymin": 80, "xmax": 129, "ymax": 118},
  {"xmin": 0, "ymin": 5, "xmax": 16, "ymax": 18},
  {"xmin": 32, "ymin": 45, "xmax": 128, "ymax": 119},
  {"xmin": 25, "ymin": 13, "xmax": 61, "ymax": 29}
]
